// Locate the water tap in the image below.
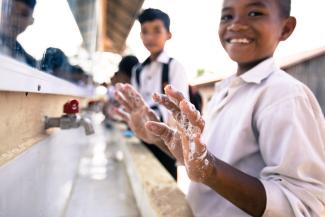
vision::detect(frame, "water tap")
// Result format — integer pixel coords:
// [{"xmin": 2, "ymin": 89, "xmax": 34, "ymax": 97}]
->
[
  {"xmin": 44, "ymin": 99, "xmax": 95, "ymax": 135},
  {"xmin": 82, "ymin": 100, "xmax": 103, "ymax": 113}
]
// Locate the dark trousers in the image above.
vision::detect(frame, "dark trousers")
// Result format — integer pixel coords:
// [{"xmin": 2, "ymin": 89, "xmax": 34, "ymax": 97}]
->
[{"xmin": 143, "ymin": 141, "xmax": 177, "ymax": 180}]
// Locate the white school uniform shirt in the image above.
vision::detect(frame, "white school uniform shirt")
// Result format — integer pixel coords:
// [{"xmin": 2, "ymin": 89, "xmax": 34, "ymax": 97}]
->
[
  {"xmin": 187, "ymin": 57, "xmax": 325, "ymax": 217},
  {"xmin": 131, "ymin": 51, "xmax": 189, "ymax": 123}
]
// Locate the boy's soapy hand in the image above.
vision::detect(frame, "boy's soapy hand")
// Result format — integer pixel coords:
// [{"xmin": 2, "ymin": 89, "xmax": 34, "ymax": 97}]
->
[
  {"xmin": 146, "ymin": 88, "xmax": 187, "ymax": 164},
  {"xmin": 178, "ymin": 99, "xmax": 213, "ymax": 182},
  {"xmin": 151, "ymin": 85, "xmax": 211, "ymax": 182},
  {"xmin": 145, "ymin": 121, "xmax": 184, "ymax": 164},
  {"xmin": 114, "ymin": 83, "xmax": 162, "ymax": 145}
]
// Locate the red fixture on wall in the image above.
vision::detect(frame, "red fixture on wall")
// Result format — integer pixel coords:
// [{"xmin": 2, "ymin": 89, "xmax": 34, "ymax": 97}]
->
[{"xmin": 63, "ymin": 99, "xmax": 79, "ymax": 114}]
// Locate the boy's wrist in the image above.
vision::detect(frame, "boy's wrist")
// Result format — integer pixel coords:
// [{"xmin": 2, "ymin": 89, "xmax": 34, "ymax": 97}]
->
[{"xmin": 201, "ymin": 152, "xmax": 219, "ymax": 186}]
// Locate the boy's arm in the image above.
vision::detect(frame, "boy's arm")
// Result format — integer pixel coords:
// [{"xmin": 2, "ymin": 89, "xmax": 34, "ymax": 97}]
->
[
  {"xmin": 177, "ymin": 99, "xmax": 268, "ymax": 217},
  {"xmin": 151, "ymin": 86, "xmax": 267, "ymax": 216},
  {"xmin": 201, "ymin": 154, "xmax": 267, "ymax": 216},
  {"xmin": 158, "ymin": 85, "xmax": 325, "ymax": 217},
  {"xmin": 255, "ymin": 93, "xmax": 325, "ymax": 216},
  {"xmin": 203, "ymin": 94, "xmax": 325, "ymax": 217},
  {"xmin": 147, "ymin": 113, "xmax": 267, "ymax": 216}
]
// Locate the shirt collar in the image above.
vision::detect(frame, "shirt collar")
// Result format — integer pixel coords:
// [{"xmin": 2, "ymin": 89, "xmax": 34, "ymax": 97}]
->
[
  {"xmin": 156, "ymin": 50, "xmax": 170, "ymax": 64},
  {"xmin": 240, "ymin": 57, "xmax": 278, "ymax": 84}
]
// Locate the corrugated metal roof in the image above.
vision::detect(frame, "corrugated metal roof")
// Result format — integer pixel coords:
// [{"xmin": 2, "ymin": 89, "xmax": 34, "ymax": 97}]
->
[
  {"xmin": 68, "ymin": 0, "xmax": 98, "ymax": 53},
  {"xmin": 100, "ymin": 0, "xmax": 144, "ymax": 53},
  {"xmin": 280, "ymin": 46, "xmax": 325, "ymax": 69}
]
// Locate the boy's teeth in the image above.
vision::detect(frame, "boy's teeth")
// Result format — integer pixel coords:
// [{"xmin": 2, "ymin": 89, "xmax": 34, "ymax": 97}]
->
[{"xmin": 229, "ymin": 38, "xmax": 250, "ymax": 44}]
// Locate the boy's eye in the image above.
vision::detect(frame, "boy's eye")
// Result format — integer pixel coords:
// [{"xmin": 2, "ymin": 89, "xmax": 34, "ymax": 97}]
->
[
  {"xmin": 154, "ymin": 28, "xmax": 163, "ymax": 34},
  {"xmin": 248, "ymin": 11, "xmax": 264, "ymax": 17},
  {"xmin": 221, "ymin": 14, "xmax": 233, "ymax": 22}
]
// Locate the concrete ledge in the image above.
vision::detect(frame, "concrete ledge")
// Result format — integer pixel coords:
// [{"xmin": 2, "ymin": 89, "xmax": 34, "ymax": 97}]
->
[{"xmin": 119, "ymin": 133, "xmax": 193, "ymax": 217}]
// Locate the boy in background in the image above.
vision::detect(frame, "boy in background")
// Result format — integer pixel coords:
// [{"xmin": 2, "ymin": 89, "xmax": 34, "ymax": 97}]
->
[
  {"xmin": 115, "ymin": 0, "xmax": 325, "ymax": 216},
  {"xmin": 111, "ymin": 55, "xmax": 139, "ymax": 85},
  {"xmin": 131, "ymin": 8, "xmax": 189, "ymax": 180},
  {"xmin": 0, "ymin": 0, "xmax": 37, "ymax": 67},
  {"xmin": 104, "ymin": 55, "xmax": 139, "ymax": 122}
]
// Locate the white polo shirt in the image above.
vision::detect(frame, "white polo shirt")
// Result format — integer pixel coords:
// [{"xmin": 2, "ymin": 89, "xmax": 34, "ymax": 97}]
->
[
  {"xmin": 131, "ymin": 51, "xmax": 189, "ymax": 123},
  {"xmin": 187, "ymin": 57, "xmax": 325, "ymax": 217}
]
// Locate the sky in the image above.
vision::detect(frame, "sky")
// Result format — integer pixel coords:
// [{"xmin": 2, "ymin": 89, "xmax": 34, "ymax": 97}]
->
[
  {"xmin": 15, "ymin": 0, "xmax": 325, "ymax": 83},
  {"xmin": 18, "ymin": 0, "xmax": 83, "ymax": 58}
]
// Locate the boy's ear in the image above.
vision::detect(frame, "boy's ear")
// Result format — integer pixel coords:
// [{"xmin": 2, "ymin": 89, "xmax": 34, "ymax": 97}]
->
[
  {"xmin": 28, "ymin": 17, "xmax": 34, "ymax": 26},
  {"xmin": 167, "ymin": 32, "xmax": 172, "ymax": 40},
  {"xmin": 280, "ymin": 16, "xmax": 296, "ymax": 41}
]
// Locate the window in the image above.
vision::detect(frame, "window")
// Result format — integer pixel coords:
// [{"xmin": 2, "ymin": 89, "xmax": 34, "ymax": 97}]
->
[{"xmin": 0, "ymin": 0, "xmax": 94, "ymax": 86}]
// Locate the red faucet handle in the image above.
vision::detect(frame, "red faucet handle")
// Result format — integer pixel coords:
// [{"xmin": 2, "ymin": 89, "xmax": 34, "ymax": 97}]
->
[{"xmin": 63, "ymin": 99, "xmax": 79, "ymax": 114}]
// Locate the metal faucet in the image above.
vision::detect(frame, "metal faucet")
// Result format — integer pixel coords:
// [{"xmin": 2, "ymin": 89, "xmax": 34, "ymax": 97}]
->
[
  {"xmin": 44, "ymin": 99, "xmax": 95, "ymax": 135},
  {"xmin": 82, "ymin": 100, "xmax": 103, "ymax": 113}
]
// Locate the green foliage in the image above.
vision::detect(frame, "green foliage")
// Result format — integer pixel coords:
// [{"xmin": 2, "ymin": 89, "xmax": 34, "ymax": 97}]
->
[{"xmin": 196, "ymin": 68, "xmax": 205, "ymax": 77}]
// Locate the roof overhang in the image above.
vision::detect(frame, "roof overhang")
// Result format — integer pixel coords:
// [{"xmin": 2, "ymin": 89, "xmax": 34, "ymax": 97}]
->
[{"xmin": 68, "ymin": 0, "xmax": 144, "ymax": 54}]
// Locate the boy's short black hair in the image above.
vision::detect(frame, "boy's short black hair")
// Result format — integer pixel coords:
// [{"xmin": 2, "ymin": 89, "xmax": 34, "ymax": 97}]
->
[
  {"xmin": 138, "ymin": 8, "xmax": 170, "ymax": 31},
  {"xmin": 277, "ymin": 0, "xmax": 291, "ymax": 18},
  {"xmin": 118, "ymin": 55, "xmax": 139, "ymax": 77},
  {"xmin": 15, "ymin": 0, "xmax": 36, "ymax": 9},
  {"xmin": 41, "ymin": 47, "xmax": 69, "ymax": 72}
]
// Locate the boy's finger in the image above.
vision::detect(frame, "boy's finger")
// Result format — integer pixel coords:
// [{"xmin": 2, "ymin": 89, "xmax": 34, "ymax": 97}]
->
[
  {"xmin": 146, "ymin": 107, "xmax": 160, "ymax": 122},
  {"xmin": 180, "ymin": 100, "xmax": 205, "ymax": 131},
  {"xmin": 193, "ymin": 133, "xmax": 208, "ymax": 160},
  {"xmin": 114, "ymin": 107, "xmax": 130, "ymax": 123},
  {"xmin": 115, "ymin": 90, "xmax": 132, "ymax": 112},
  {"xmin": 164, "ymin": 85, "xmax": 186, "ymax": 105},
  {"xmin": 124, "ymin": 84, "xmax": 146, "ymax": 108},
  {"xmin": 115, "ymin": 82, "xmax": 126, "ymax": 93},
  {"xmin": 117, "ymin": 83, "xmax": 145, "ymax": 108},
  {"xmin": 145, "ymin": 121, "xmax": 175, "ymax": 145},
  {"xmin": 152, "ymin": 93, "xmax": 181, "ymax": 118},
  {"xmin": 180, "ymin": 132, "xmax": 190, "ymax": 163}
]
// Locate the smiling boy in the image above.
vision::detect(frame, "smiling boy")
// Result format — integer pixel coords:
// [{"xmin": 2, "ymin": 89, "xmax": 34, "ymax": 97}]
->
[
  {"xmin": 219, "ymin": 0, "xmax": 295, "ymax": 75},
  {"xmin": 115, "ymin": 0, "xmax": 325, "ymax": 216}
]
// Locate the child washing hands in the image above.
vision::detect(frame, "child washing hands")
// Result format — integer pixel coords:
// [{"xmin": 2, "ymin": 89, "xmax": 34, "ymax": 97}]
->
[{"xmin": 115, "ymin": 0, "xmax": 325, "ymax": 216}]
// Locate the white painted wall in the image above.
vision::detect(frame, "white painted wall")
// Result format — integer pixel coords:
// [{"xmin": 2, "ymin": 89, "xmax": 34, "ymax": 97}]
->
[
  {"xmin": 0, "ymin": 54, "xmax": 93, "ymax": 96},
  {"xmin": 0, "ymin": 128, "xmax": 89, "ymax": 217}
]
